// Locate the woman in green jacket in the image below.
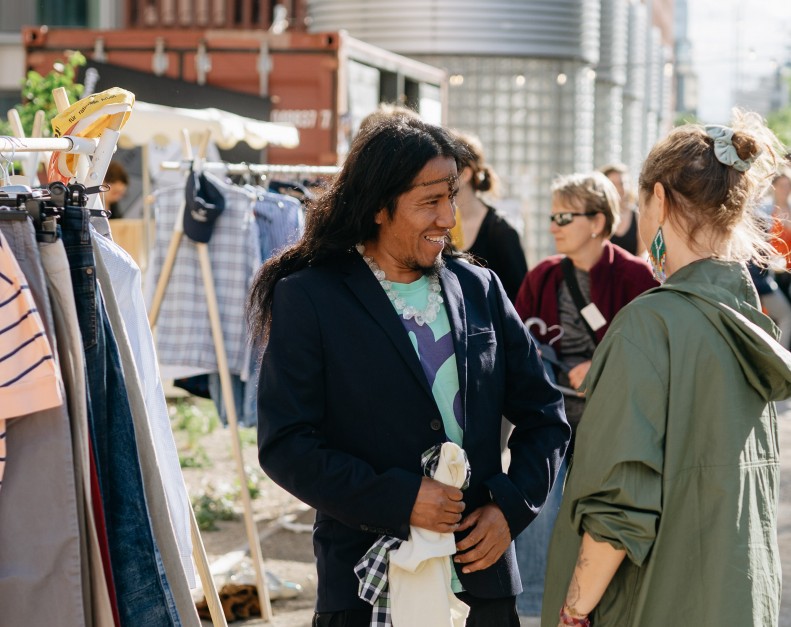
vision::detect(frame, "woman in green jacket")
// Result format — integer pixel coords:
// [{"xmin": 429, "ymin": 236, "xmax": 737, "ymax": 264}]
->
[{"xmin": 543, "ymin": 111, "xmax": 791, "ymax": 627}]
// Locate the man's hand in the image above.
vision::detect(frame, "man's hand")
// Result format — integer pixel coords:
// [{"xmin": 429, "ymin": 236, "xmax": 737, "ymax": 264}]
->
[
  {"xmin": 568, "ymin": 360, "xmax": 592, "ymax": 391},
  {"xmin": 409, "ymin": 476, "xmax": 465, "ymax": 533},
  {"xmin": 453, "ymin": 503, "xmax": 511, "ymax": 573}
]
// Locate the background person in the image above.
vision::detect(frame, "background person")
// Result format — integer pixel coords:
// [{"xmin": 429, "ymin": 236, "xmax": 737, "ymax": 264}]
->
[
  {"xmin": 543, "ymin": 111, "xmax": 791, "ymax": 627},
  {"xmin": 248, "ymin": 115, "xmax": 570, "ymax": 627},
  {"xmin": 511, "ymin": 172, "xmax": 654, "ymax": 618},
  {"xmin": 102, "ymin": 160, "xmax": 129, "ymax": 218},
  {"xmin": 514, "ymin": 171, "xmax": 655, "ymax": 439},
  {"xmin": 598, "ymin": 162, "xmax": 645, "ymax": 256},
  {"xmin": 767, "ymin": 168, "xmax": 791, "ymax": 296},
  {"xmin": 451, "ymin": 130, "xmax": 528, "ymax": 304}
]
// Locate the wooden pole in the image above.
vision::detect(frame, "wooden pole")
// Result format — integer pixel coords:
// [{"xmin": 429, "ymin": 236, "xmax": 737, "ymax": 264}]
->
[
  {"xmin": 192, "ymin": 128, "xmax": 272, "ymax": 620},
  {"xmin": 196, "ymin": 243, "xmax": 272, "ymax": 620},
  {"xmin": 190, "ymin": 506, "xmax": 229, "ymax": 627},
  {"xmin": 147, "ymin": 131, "xmax": 193, "ymax": 326}
]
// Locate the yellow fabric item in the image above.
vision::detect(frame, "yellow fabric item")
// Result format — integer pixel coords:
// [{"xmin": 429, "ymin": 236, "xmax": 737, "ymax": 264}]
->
[
  {"xmin": 450, "ymin": 217, "xmax": 464, "ymax": 249},
  {"xmin": 48, "ymin": 87, "xmax": 135, "ymax": 182}
]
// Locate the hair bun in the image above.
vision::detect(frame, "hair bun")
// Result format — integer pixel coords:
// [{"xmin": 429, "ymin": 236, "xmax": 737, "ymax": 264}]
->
[
  {"xmin": 476, "ymin": 167, "xmax": 493, "ymax": 192},
  {"xmin": 731, "ymin": 132, "xmax": 761, "ymax": 163}
]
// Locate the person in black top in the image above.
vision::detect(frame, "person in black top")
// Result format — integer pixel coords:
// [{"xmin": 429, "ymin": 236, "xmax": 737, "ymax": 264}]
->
[
  {"xmin": 598, "ymin": 162, "xmax": 645, "ymax": 256},
  {"xmin": 451, "ymin": 130, "xmax": 528, "ymax": 303}
]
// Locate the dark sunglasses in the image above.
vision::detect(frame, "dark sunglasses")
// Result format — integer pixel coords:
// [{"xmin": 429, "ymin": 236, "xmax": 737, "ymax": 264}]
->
[{"xmin": 549, "ymin": 211, "xmax": 600, "ymax": 227}]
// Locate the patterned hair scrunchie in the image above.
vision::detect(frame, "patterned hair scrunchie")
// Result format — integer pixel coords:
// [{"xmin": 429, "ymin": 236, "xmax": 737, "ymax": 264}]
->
[{"xmin": 704, "ymin": 124, "xmax": 758, "ymax": 172}]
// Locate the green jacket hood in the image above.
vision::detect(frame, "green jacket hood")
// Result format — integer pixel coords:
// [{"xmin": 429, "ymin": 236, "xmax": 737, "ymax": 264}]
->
[{"xmin": 651, "ymin": 259, "xmax": 791, "ymax": 402}]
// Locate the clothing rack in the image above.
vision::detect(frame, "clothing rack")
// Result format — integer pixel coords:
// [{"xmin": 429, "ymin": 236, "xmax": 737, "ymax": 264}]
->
[
  {"xmin": 0, "ymin": 135, "xmax": 98, "ymax": 155},
  {"xmin": 50, "ymin": 87, "xmax": 227, "ymax": 627},
  {"xmin": 1, "ymin": 89, "xmax": 229, "ymax": 627},
  {"xmin": 149, "ymin": 130, "xmax": 275, "ymax": 622},
  {"xmin": 159, "ymin": 159, "xmax": 340, "ymax": 177}
]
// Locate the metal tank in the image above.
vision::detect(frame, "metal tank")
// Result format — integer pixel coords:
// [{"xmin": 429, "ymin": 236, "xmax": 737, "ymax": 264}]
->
[
  {"xmin": 623, "ymin": 0, "xmax": 648, "ymax": 185},
  {"xmin": 307, "ymin": 0, "xmax": 601, "ymax": 265},
  {"xmin": 593, "ymin": 0, "xmax": 629, "ymax": 168}
]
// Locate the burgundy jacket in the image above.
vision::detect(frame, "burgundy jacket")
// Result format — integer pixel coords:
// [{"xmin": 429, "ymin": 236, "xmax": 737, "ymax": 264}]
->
[{"xmin": 514, "ymin": 241, "xmax": 657, "ymax": 349}]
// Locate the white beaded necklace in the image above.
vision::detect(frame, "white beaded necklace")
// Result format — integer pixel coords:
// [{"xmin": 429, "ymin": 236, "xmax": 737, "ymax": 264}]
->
[{"xmin": 356, "ymin": 244, "xmax": 443, "ymax": 326}]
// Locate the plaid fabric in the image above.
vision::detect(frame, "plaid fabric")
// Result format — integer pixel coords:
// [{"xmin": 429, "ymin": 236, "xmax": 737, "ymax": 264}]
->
[
  {"xmin": 151, "ymin": 175, "xmax": 257, "ymax": 376},
  {"xmin": 355, "ymin": 443, "xmax": 470, "ymax": 627},
  {"xmin": 354, "ymin": 536, "xmax": 403, "ymax": 627},
  {"xmin": 421, "ymin": 443, "xmax": 471, "ymax": 490}
]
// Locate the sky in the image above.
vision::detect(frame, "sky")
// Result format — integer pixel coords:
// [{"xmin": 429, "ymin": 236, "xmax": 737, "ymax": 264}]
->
[{"xmin": 688, "ymin": 0, "xmax": 790, "ymax": 123}]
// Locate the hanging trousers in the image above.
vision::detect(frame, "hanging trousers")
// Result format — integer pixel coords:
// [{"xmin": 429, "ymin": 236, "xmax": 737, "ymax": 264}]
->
[{"xmin": 61, "ymin": 207, "xmax": 180, "ymax": 627}]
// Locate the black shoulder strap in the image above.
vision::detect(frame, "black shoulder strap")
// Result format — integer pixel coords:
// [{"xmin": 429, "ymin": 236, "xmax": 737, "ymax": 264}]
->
[{"xmin": 560, "ymin": 257, "xmax": 599, "ymax": 345}]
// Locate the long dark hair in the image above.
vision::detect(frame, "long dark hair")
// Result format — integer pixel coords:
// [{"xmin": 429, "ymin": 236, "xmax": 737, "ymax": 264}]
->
[{"xmin": 247, "ymin": 115, "xmax": 467, "ymax": 340}]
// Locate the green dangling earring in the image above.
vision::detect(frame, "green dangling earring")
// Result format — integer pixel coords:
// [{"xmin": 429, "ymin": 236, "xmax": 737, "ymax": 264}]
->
[{"xmin": 649, "ymin": 225, "xmax": 667, "ymax": 283}]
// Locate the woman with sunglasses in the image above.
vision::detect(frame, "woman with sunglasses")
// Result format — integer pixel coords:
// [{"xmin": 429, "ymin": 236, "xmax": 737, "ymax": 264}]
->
[
  {"xmin": 543, "ymin": 112, "xmax": 791, "ymax": 627},
  {"xmin": 512, "ymin": 172, "xmax": 655, "ymax": 618},
  {"xmin": 515, "ymin": 172, "xmax": 655, "ymax": 429}
]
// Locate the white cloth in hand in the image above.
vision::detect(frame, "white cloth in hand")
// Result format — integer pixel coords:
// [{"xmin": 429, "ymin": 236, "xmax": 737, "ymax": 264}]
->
[{"xmin": 389, "ymin": 442, "xmax": 470, "ymax": 627}]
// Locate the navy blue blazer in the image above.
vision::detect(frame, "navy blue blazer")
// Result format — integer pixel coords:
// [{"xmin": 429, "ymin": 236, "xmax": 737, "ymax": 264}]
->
[{"xmin": 257, "ymin": 251, "xmax": 569, "ymax": 612}]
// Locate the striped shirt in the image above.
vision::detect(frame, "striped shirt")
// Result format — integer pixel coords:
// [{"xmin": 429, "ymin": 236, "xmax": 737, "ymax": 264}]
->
[{"xmin": 0, "ymin": 231, "xmax": 62, "ymax": 494}]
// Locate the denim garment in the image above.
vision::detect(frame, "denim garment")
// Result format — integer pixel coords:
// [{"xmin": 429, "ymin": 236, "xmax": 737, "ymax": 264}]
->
[
  {"xmin": 60, "ymin": 206, "xmax": 179, "ymax": 627},
  {"xmin": 515, "ymin": 461, "xmax": 567, "ymax": 616},
  {"xmin": 208, "ymin": 371, "xmax": 258, "ymax": 427}
]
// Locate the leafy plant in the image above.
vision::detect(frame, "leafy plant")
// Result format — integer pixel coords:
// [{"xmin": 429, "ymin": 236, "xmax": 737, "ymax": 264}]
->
[
  {"xmin": 238, "ymin": 426, "xmax": 258, "ymax": 447},
  {"xmin": 191, "ymin": 486, "xmax": 240, "ymax": 531},
  {"xmin": 170, "ymin": 399, "xmax": 220, "ymax": 449},
  {"xmin": 178, "ymin": 446, "xmax": 211, "ymax": 469},
  {"xmin": 4, "ymin": 51, "xmax": 87, "ymax": 138},
  {"xmin": 235, "ymin": 466, "xmax": 266, "ymax": 500}
]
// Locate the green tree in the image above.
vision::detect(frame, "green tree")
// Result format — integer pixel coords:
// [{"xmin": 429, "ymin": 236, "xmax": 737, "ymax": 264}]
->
[{"xmin": 0, "ymin": 51, "xmax": 86, "ymax": 138}]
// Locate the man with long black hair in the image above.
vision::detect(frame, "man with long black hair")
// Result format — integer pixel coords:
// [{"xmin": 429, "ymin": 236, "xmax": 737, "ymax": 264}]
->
[{"xmin": 248, "ymin": 115, "xmax": 569, "ymax": 626}]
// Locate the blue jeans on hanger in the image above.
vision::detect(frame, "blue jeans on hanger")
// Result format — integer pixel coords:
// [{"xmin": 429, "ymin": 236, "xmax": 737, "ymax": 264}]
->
[{"xmin": 61, "ymin": 206, "xmax": 181, "ymax": 627}]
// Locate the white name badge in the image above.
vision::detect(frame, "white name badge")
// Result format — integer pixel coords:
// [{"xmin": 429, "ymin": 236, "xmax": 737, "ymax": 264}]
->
[{"xmin": 580, "ymin": 303, "xmax": 607, "ymax": 332}]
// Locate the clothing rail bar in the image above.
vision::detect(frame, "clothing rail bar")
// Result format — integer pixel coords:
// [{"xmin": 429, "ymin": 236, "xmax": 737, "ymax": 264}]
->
[
  {"xmin": 0, "ymin": 136, "xmax": 99, "ymax": 155},
  {"xmin": 159, "ymin": 159, "xmax": 340, "ymax": 175}
]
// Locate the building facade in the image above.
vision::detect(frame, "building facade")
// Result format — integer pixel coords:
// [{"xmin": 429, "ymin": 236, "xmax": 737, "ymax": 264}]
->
[
  {"xmin": 307, "ymin": 0, "xmax": 675, "ymax": 263},
  {"xmin": 3, "ymin": 0, "xmax": 675, "ymax": 262}
]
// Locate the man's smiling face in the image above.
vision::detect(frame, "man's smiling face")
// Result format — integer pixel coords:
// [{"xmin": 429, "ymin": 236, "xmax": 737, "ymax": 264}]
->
[{"xmin": 366, "ymin": 156, "xmax": 459, "ymax": 283}]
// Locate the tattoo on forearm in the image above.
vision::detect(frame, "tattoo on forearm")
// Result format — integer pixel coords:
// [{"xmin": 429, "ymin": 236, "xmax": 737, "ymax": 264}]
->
[
  {"xmin": 566, "ymin": 573, "xmax": 581, "ymax": 607},
  {"xmin": 564, "ymin": 548, "xmax": 590, "ymax": 616}
]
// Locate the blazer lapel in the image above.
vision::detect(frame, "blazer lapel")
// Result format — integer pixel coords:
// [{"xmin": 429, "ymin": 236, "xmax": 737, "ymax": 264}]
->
[
  {"xmin": 439, "ymin": 264, "xmax": 468, "ymax": 428},
  {"xmin": 344, "ymin": 255, "xmax": 434, "ymax": 401}
]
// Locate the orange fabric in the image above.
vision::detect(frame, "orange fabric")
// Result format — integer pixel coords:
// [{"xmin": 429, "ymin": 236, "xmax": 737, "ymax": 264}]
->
[
  {"xmin": 770, "ymin": 215, "xmax": 791, "ymax": 269},
  {"xmin": 0, "ymin": 231, "xmax": 62, "ymax": 494}
]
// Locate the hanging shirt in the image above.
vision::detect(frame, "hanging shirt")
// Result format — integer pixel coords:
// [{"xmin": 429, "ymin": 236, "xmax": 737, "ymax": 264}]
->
[
  {"xmin": 252, "ymin": 190, "xmax": 303, "ymax": 263},
  {"xmin": 93, "ymin": 228, "xmax": 195, "ymax": 586},
  {"xmin": 151, "ymin": 174, "xmax": 257, "ymax": 378},
  {"xmin": 0, "ymin": 230, "xmax": 62, "ymax": 494}
]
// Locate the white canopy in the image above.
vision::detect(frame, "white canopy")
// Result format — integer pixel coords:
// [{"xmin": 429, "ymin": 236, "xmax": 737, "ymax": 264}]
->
[{"xmin": 117, "ymin": 101, "xmax": 300, "ymax": 150}]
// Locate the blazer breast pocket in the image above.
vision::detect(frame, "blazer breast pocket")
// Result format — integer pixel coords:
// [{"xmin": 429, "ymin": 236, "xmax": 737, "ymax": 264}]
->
[
  {"xmin": 467, "ymin": 329, "xmax": 496, "ymax": 344},
  {"xmin": 467, "ymin": 330, "xmax": 497, "ymax": 377}
]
